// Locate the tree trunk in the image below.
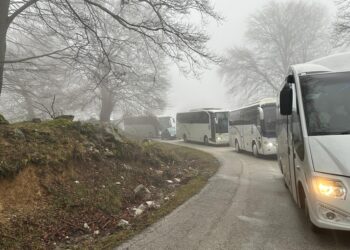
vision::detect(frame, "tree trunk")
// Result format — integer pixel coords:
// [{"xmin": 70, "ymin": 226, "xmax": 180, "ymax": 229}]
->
[
  {"xmin": 99, "ymin": 85, "xmax": 115, "ymax": 122},
  {"xmin": 0, "ymin": 0, "xmax": 10, "ymax": 95},
  {"xmin": 21, "ymin": 89, "xmax": 36, "ymax": 120}
]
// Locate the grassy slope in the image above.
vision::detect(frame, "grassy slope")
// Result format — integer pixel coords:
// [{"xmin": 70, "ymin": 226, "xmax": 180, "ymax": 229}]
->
[{"xmin": 0, "ymin": 120, "xmax": 219, "ymax": 249}]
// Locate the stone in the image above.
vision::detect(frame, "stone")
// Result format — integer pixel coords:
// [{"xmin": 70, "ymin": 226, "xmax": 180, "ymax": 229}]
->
[
  {"xmin": 13, "ymin": 128, "xmax": 26, "ymax": 140},
  {"xmin": 134, "ymin": 184, "xmax": 151, "ymax": 200},
  {"xmin": 0, "ymin": 114, "xmax": 9, "ymax": 125},
  {"xmin": 174, "ymin": 178, "xmax": 181, "ymax": 183},
  {"xmin": 117, "ymin": 219, "xmax": 129, "ymax": 228}
]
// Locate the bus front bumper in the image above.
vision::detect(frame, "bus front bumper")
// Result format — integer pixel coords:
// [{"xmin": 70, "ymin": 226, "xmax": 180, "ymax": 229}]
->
[
  {"xmin": 308, "ymin": 176, "xmax": 350, "ymax": 231},
  {"xmin": 261, "ymin": 141, "xmax": 277, "ymax": 155},
  {"xmin": 212, "ymin": 134, "xmax": 229, "ymax": 145},
  {"xmin": 309, "ymin": 201, "xmax": 350, "ymax": 231}
]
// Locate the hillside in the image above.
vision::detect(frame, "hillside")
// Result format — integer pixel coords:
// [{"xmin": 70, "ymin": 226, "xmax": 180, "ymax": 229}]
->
[{"xmin": 0, "ymin": 116, "xmax": 219, "ymax": 249}]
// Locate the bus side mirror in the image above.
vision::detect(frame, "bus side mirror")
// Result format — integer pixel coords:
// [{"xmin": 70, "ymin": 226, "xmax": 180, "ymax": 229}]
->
[{"xmin": 280, "ymin": 85, "xmax": 293, "ymax": 116}]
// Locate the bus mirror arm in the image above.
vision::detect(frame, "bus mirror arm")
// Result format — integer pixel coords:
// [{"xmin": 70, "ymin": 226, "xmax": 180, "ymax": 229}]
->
[{"xmin": 280, "ymin": 84, "xmax": 293, "ymax": 116}]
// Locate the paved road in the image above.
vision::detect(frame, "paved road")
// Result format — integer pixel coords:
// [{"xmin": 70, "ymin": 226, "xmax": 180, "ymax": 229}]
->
[{"xmin": 117, "ymin": 141, "xmax": 350, "ymax": 250}]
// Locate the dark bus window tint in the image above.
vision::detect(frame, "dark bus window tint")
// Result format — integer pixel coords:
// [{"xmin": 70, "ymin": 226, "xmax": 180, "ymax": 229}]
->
[{"xmin": 300, "ymin": 72, "xmax": 350, "ymax": 136}]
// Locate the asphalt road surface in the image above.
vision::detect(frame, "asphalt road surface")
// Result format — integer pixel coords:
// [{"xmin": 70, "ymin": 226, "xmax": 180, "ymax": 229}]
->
[{"xmin": 117, "ymin": 141, "xmax": 350, "ymax": 250}]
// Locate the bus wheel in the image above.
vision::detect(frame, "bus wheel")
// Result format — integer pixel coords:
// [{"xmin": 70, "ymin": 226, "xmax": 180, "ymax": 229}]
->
[
  {"xmin": 204, "ymin": 136, "xmax": 209, "ymax": 145},
  {"xmin": 252, "ymin": 143, "xmax": 260, "ymax": 158},
  {"xmin": 183, "ymin": 134, "xmax": 188, "ymax": 142},
  {"xmin": 235, "ymin": 140, "xmax": 241, "ymax": 153}
]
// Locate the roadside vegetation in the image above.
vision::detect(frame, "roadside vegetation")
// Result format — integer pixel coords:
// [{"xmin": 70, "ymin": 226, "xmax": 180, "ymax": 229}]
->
[{"xmin": 0, "ymin": 116, "xmax": 219, "ymax": 249}]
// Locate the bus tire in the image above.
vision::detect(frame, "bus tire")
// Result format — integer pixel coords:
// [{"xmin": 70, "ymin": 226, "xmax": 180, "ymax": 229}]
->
[
  {"xmin": 183, "ymin": 134, "xmax": 188, "ymax": 142},
  {"xmin": 235, "ymin": 140, "xmax": 241, "ymax": 153},
  {"xmin": 252, "ymin": 142, "xmax": 260, "ymax": 158},
  {"xmin": 204, "ymin": 135, "xmax": 209, "ymax": 145}
]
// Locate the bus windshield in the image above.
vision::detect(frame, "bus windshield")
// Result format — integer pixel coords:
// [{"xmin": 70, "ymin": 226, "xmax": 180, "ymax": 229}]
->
[
  {"xmin": 300, "ymin": 72, "xmax": 350, "ymax": 136},
  {"xmin": 158, "ymin": 117, "xmax": 173, "ymax": 130},
  {"xmin": 214, "ymin": 112, "xmax": 228, "ymax": 133},
  {"xmin": 262, "ymin": 105, "xmax": 276, "ymax": 138}
]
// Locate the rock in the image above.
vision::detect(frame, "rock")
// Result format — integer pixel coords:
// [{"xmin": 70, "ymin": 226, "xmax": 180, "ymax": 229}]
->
[
  {"xmin": 74, "ymin": 180, "xmax": 80, "ymax": 184},
  {"xmin": 32, "ymin": 118, "xmax": 42, "ymax": 123},
  {"xmin": 104, "ymin": 149, "xmax": 114, "ymax": 157},
  {"xmin": 134, "ymin": 184, "xmax": 151, "ymax": 200},
  {"xmin": 0, "ymin": 114, "xmax": 9, "ymax": 125},
  {"xmin": 174, "ymin": 178, "xmax": 181, "ymax": 183},
  {"xmin": 133, "ymin": 204, "xmax": 146, "ymax": 217},
  {"xmin": 155, "ymin": 170, "xmax": 163, "ymax": 175},
  {"xmin": 145, "ymin": 201, "xmax": 160, "ymax": 209},
  {"xmin": 83, "ymin": 222, "xmax": 90, "ymax": 230},
  {"xmin": 93, "ymin": 230, "xmax": 100, "ymax": 235},
  {"xmin": 164, "ymin": 196, "xmax": 170, "ymax": 201},
  {"xmin": 116, "ymin": 182, "xmax": 121, "ymax": 185},
  {"xmin": 117, "ymin": 219, "xmax": 129, "ymax": 228},
  {"xmin": 166, "ymin": 180, "xmax": 174, "ymax": 184},
  {"xmin": 13, "ymin": 128, "xmax": 26, "ymax": 140}
]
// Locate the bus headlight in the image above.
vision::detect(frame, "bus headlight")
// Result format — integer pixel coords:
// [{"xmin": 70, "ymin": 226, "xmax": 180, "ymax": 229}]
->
[
  {"xmin": 264, "ymin": 141, "xmax": 273, "ymax": 147},
  {"xmin": 314, "ymin": 178, "xmax": 347, "ymax": 200}
]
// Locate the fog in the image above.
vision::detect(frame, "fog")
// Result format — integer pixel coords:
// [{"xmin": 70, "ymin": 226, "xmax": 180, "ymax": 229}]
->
[
  {"xmin": 0, "ymin": 0, "xmax": 340, "ymax": 122},
  {"xmin": 164, "ymin": 0, "xmax": 265, "ymax": 115},
  {"xmin": 164, "ymin": 0, "xmax": 336, "ymax": 116}
]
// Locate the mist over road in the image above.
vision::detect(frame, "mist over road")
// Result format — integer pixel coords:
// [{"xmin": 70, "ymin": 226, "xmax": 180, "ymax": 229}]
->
[{"xmin": 117, "ymin": 141, "xmax": 350, "ymax": 250}]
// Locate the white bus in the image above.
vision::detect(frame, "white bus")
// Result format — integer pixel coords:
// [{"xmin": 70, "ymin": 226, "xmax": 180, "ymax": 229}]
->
[
  {"xmin": 176, "ymin": 109, "xmax": 229, "ymax": 145},
  {"xmin": 123, "ymin": 115, "xmax": 176, "ymax": 139},
  {"xmin": 123, "ymin": 115, "xmax": 161, "ymax": 139},
  {"xmin": 277, "ymin": 62, "xmax": 350, "ymax": 231},
  {"xmin": 229, "ymin": 98, "xmax": 277, "ymax": 157}
]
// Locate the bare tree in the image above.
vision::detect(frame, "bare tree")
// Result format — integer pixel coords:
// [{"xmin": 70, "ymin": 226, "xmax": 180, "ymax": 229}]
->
[
  {"xmin": 220, "ymin": 0, "xmax": 332, "ymax": 105},
  {"xmin": 0, "ymin": 0, "xmax": 221, "ymax": 95},
  {"xmin": 334, "ymin": 0, "xmax": 350, "ymax": 47}
]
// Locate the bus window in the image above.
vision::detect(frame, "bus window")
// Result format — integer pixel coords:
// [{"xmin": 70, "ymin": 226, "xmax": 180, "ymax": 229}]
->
[
  {"xmin": 214, "ymin": 112, "xmax": 228, "ymax": 133},
  {"xmin": 261, "ymin": 105, "xmax": 276, "ymax": 138}
]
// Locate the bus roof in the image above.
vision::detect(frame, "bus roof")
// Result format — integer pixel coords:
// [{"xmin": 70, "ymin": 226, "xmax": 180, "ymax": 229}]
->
[
  {"xmin": 230, "ymin": 98, "xmax": 276, "ymax": 113},
  {"xmin": 179, "ymin": 109, "xmax": 230, "ymax": 114},
  {"xmin": 292, "ymin": 53, "xmax": 350, "ymax": 75}
]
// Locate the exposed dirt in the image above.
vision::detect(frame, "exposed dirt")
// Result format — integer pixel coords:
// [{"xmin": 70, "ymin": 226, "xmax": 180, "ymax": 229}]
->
[{"xmin": 0, "ymin": 119, "xmax": 219, "ymax": 249}]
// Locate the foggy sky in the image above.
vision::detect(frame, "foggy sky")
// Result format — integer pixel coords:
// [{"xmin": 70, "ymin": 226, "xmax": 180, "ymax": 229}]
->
[{"xmin": 163, "ymin": 0, "xmax": 335, "ymax": 117}]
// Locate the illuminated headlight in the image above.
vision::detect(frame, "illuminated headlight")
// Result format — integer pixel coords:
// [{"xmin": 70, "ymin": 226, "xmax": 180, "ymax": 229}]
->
[
  {"xmin": 314, "ymin": 178, "xmax": 347, "ymax": 200},
  {"xmin": 264, "ymin": 141, "xmax": 273, "ymax": 147}
]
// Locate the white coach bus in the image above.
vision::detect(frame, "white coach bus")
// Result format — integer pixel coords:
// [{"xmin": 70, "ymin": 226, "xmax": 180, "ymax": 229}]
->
[
  {"xmin": 229, "ymin": 98, "xmax": 277, "ymax": 157},
  {"xmin": 277, "ymin": 61, "xmax": 350, "ymax": 231},
  {"xmin": 176, "ymin": 109, "xmax": 229, "ymax": 145}
]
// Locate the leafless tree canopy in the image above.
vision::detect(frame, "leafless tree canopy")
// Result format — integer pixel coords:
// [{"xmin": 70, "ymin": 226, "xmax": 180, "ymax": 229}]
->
[
  {"xmin": 220, "ymin": 0, "xmax": 332, "ymax": 105},
  {"xmin": 335, "ymin": 0, "xmax": 350, "ymax": 47},
  {"xmin": 0, "ymin": 0, "xmax": 221, "ymax": 121}
]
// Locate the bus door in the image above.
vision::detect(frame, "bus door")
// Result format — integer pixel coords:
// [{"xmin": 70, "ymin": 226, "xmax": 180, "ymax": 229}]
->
[
  {"xmin": 210, "ymin": 113, "xmax": 216, "ymax": 142},
  {"xmin": 285, "ymin": 84, "xmax": 299, "ymax": 202}
]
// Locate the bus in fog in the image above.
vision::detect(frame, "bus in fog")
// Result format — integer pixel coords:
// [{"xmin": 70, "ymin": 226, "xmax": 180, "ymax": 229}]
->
[
  {"xmin": 229, "ymin": 98, "xmax": 277, "ymax": 157},
  {"xmin": 176, "ymin": 109, "xmax": 229, "ymax": 145},
  {"xmin": 123, "ymin": 115, "xmax": 176, "ymax": 139},
  {"xmin": 277, "ymin": 63, "xmax": 350, "ymax": 231},
  {"xmin": 123, "ymin": 115, "xmax": 161, "ymax": 138}
]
